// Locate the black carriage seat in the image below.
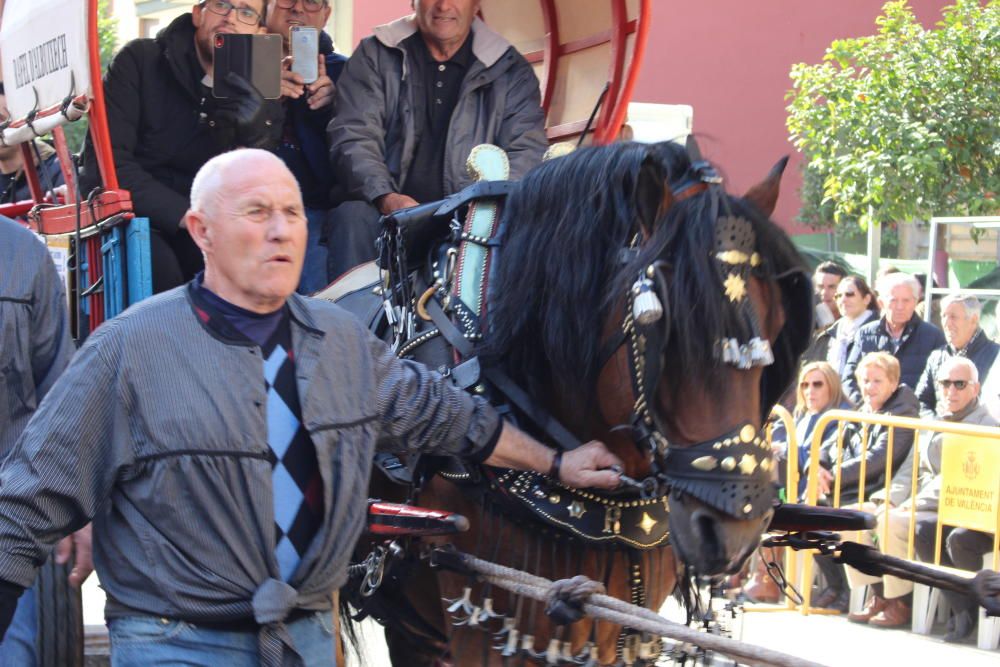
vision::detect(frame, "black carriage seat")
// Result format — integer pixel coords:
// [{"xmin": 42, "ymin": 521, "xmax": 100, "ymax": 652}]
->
[{"xmin": 377, "ymin": 179, "xmax": 516, "ymax": 270}]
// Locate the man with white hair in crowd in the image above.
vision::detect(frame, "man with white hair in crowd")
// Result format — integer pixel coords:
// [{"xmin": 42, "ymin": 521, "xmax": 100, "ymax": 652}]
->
[
  {"xmin": 906, "ymin": 357, "xmax": 998, "ymax": 641},
  {"xmin": 842, "ymin": 271, "xmax": 945, "ymax": 404},
  {"xmin": 914, "ymin": 294, "xmax": 999, "ymax": 417}
]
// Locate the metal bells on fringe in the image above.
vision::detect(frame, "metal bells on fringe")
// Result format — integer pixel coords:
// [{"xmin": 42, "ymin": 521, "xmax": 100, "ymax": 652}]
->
[{"xmin": 631, "ymin": 267, "xmax": 663, "ymax": 327}]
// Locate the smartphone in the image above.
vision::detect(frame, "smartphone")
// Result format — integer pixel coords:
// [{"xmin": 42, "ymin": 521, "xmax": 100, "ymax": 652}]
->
[
  {"xmin": 290, "ymin": 26, "xmax": 319, "ymax": 84},
  {"xmin": 213, "ymin": 33, "xmax": 282, "ymax": 99}
]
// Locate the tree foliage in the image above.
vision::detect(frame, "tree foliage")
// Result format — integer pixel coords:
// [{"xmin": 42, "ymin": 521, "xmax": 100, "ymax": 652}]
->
[{"xmin": 786, "ymin": 0, "xmax": 1000, "ymax": 230}]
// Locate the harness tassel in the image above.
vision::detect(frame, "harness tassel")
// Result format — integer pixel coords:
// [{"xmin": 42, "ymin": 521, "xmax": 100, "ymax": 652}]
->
[{"xmin": 631, "ymin": 277, "xmax": 663, "ymax": 326}]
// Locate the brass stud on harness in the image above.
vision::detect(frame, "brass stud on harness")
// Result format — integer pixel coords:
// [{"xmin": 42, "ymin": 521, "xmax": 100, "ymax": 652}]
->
[
  {"xmin": 691, "ymin": 456, "xmax": 718, "ymax": 471},
  {"xmin": 721, "ymin": 457, "xmax": 736, "ymax": 472},
  {"xmin": 740, "ymin": 424, "xmax": 756, "ymax": 443}
]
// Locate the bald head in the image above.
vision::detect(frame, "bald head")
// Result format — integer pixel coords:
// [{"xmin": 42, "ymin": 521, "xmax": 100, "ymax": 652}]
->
[
  {"xmin": 190, "ymin": 149, "xmax": 293, "ymax": 216},
  {"xmin": 185, "ymin": 149, "xmax": 307, "ymax": 312}
]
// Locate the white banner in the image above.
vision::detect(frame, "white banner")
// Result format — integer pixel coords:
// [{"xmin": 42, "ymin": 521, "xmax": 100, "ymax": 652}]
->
[{"xmin": 1, "ymin": 0, "xmax": 91, "ymax": 119}]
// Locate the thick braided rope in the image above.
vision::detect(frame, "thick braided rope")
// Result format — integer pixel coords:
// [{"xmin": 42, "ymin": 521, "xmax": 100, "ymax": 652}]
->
[{"xmin": 460, "ymin": 553, "xmax": 827, "ymax": 667}]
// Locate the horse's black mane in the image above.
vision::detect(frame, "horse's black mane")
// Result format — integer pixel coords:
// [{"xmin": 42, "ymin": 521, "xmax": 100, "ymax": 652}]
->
[{"xmin": 482, "ymin": 141, "xmax": 804, "ymax": 421}]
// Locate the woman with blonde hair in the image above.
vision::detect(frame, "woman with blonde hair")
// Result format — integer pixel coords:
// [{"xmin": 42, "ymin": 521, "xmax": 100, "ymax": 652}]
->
[
  {"xmin": 812, "ymin": 351, "xmax": 919, "ymax": 615},
  {"xmin": 746, "ymin": 362, "xmax": 851, "ymax": 604}
]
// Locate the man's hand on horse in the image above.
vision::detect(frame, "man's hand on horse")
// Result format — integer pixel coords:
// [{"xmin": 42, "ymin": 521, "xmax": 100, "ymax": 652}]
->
[
  {"xmin": 558, "ymin": 441, "xmax": 623, "ymax": 489},
  {"xmin": 483, "ymin": 423, "xmax": 623, "ymax": 490}
]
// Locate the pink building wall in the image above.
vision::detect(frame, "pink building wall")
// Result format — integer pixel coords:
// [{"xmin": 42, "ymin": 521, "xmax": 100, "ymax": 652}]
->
[{"xmin": 348, "ymin": 1, "xmax": 953, "ymax": 232}]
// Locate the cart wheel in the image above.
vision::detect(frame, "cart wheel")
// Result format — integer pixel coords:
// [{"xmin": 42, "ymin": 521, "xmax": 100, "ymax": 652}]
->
[{"xmin": 34, "ymin": 558, "xmax": 84, "ymax": 667}]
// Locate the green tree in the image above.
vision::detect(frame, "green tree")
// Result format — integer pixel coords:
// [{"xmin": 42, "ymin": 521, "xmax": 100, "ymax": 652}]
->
[
  {"xmin": 61, "ymin": 0, "xmax": 118, "ymax": 152},
  {"xmin": 786, "ymin": 0, "xmax": 1000, "ymax": 233}
]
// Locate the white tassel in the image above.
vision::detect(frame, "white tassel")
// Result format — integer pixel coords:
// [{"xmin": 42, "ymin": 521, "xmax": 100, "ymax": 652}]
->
[{"xmin": 631, "ymin": 277, "xmax": 663, "ymax": 326}]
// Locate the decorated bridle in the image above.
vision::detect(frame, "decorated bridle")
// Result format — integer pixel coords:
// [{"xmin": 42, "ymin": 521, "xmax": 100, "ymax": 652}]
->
[{"xmin": 613, "ymin": 157, "xmax": 778, "ymax": 520}]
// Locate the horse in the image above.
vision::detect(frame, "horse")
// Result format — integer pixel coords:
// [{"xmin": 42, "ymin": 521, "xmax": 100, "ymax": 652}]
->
[{"xmin": 331, "ymin": 139, "xmax": 813, "ymax": 666}]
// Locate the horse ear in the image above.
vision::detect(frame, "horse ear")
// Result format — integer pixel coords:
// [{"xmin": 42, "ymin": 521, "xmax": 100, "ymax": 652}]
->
[
  {"xmin": 742, "ymin": 156, "xmax": 788, "ymax": 218},
  {"xmin": 636, "ymin": 157, "xmax": 671, "ymax": 238}
]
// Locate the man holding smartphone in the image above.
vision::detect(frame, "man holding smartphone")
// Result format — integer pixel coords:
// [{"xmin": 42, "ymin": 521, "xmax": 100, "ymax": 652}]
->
[
  {"xmin": 324, "ymin": 0, "xmax": 548, "ymax": 281},
  {"xmin": 81, "ymin": 1, "xmax": 284, "ymax": 294},
  {"xmin": 266, "ymin": 0, "xmax": 347, "ymax": 295}
]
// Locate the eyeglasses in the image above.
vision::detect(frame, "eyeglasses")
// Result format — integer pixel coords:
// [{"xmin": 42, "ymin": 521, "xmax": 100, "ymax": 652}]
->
[
  {"xmin": 835, "ymin": 291, "xmax": 857, "ymax": 299},
  {"xmin": 937, "ymin": 379, "xmax": 971, "ymax": 390},
  {"xmin": 800, "ymin": 380, "xmax": 825, "ymax": 390},
  {"xmin": 276, "ymin": 0, "xmax": 327, "ymax": 12},
  {"xmin": 201, "ymin": 0, "xmax": 262, "ymax": 26}
]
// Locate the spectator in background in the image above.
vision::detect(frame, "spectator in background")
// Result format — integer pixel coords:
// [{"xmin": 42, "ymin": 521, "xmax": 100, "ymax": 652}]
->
[
  {"xmin": 81, "ymin": 0, "xmax": 284, "ymax": 294},
  {"xmin": 812, "ymin": 261, "xmax": 848, "ymax": 329},
  {"xmin": 266, "ymin": 0, "xmax": 347, "ymax": 294},
  {"xmin": 804, "ymin": 275, "xmax": 879, "ymax": 371},
  {"xmin": 841, "ymin": 272, "xmax": 945, "ymax": 404},
  {"xmin": 324, "ymin": 0, "xmax": 548, "ymax": 280},
  {"xmin": 909, "ymin": 358, "xmax": 997, "ymax": 641},
  {"xmin": 812, "ymin": 352, "xmax": 919, "ymax": 613},
  {"xmin": 914, "ymin": 295, "xmax": 999, "ymax": 418},
  {"xmin": 0, "ymin": 85, "xmax": 65, "ymax": 208}
]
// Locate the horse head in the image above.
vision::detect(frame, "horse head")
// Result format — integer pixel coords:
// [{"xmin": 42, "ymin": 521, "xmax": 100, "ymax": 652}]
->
[
  {"xmin": 486, "ymin": 141, "xmax": 811, "ymax": 577},
  {"xmin": 616, "ymin": 143, "xmax": 812, "ymax": 576}
]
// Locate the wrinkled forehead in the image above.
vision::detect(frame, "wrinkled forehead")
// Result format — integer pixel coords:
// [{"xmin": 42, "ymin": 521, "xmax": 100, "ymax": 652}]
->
[
  {"xmin": 886, "ymin": 284, "xmax": 917, "ymax": 300},
  {"xmin": 940, "ymin": 364, "xmax": 975, "ymax": 383}
]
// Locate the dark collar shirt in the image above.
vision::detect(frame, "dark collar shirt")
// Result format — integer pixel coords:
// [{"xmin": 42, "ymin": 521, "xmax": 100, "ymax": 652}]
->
[{"xmin": 401, "ymin": 31, "xmax": 476, "ymax": 204}]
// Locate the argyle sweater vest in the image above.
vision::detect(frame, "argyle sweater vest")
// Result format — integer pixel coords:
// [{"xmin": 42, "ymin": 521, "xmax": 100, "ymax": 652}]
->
[{"xmin": 261, "ymin": 322, "xmax": 323, "ymax": 581}]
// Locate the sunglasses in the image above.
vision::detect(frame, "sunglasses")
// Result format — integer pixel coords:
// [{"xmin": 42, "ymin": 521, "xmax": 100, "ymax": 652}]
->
[
  {"xmin": 835, "ymin": 291, "xmax": 857, "ymax": 298},
  {"xmin": 800, "ymin": 380, "xmax": 825, "ymax": 389},
  {"xmin": 937, "ymin": 379, "xmax": 970, "ymax": 390}
]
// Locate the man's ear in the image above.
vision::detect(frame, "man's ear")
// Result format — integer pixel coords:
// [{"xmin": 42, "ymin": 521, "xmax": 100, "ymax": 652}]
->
[{"xmin": 186, "ymin": 210, "xmax": 212, "ymax": 255}]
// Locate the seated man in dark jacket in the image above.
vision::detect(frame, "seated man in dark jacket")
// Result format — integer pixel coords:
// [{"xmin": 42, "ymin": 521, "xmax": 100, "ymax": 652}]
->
[
  {"xmin": 323, "ymin": 0, "xmax": 548, "ymax": 280},
  {"xmin": 266, "ymin": 0, "xmax": 347, "ymax": 294},
  {"xmin": 82, "ymin": 0, "xmax": 284, "ymax": 294},
  {"xmin": 914, "ymin": 294, "xmax": 999, "ymax": 417},
  {"xmin": 0, "ymin": 84, "xmax": 65, "ymax": 209},
  {"xmin": 841, "ymin": 272, "xmax": 945, "ymax": 404}
]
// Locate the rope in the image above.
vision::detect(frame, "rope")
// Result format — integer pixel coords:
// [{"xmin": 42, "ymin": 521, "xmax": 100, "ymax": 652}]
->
[{"xmin": 455, "ymin": 552, "xmax": 828, "ymax": 667}]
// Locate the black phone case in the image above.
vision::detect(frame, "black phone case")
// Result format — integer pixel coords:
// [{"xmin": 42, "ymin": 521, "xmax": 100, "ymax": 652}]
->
[{"xmin": 212, "ymin": 33, "xmax": 282, "ymax": 99}]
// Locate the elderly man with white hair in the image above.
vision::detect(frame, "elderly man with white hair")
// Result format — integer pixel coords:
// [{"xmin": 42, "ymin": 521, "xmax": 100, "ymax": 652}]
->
[
  {"xmin": 908, "ymin": 357, "xmax": 997, "ymax": 641},
  {"xmin": 914, "ymin": 294, "xmax": 1000, "ymax": 417},
  {"xmin": 0, "ymin": 149, "xmax": 622, "ymax": 665},
  {"xmin": 845, "ymin": 356, "xmax": 997, "ymax": 632},
  {"xmin": 842, "ymin": 271, "xmax": 945, "ymax": 404}
]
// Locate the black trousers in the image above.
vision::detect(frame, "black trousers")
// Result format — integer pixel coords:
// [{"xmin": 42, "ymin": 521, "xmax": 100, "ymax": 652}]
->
[
  {"xmin": 323, "ymin": 199, "xmax": 382, "ymax": 282},
  {"xmin": 150, "ymin": 229, "xmax": 203, "ymax": 294},
  {"xmin": 914, "ymin": 517, "xmax": 993, "ymax": 614}
]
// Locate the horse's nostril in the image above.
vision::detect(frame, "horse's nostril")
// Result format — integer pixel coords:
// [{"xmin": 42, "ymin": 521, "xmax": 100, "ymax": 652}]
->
[{"xmin": 693, "ymin": 511, "xmax": 722, "ymax": 557}]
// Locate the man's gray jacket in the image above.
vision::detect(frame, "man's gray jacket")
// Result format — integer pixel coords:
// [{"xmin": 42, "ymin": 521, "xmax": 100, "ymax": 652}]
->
[
  {"xmin": 328, "ymin": 15, "xmax": 548, "ymax": 205},
  {"xmin": 0, "ymin": 286, "xmax": 499, "ymax": 656},
  {"xmin": 0, "ymin": 217, "xmax": 74, "ymax": 455},
  {"xmin": 887, "ymin": 400, "xmax": 997, "ymax": 509}
]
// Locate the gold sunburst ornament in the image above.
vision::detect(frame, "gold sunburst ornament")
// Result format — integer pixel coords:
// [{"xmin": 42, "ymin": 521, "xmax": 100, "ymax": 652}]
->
[
  {"xmin": 638, "ymin": 512, "xmax": 658, "ymax": 536},
  {"xmin": 723, "ymin": 273, "xmax": 747, "ymax": 302}
]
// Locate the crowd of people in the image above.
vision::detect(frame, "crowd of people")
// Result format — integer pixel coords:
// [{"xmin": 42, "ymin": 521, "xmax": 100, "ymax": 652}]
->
[
  {"xmin": 0, "ymin": 0, "xmax": 998, "ymax": 661},
  {"xmin": 72, "ymin": 0, "xmax": 545, "ymax": 298},
  {"xmin": 758, "ymin": 261, "xmax": 1000, "ymax": 643}
]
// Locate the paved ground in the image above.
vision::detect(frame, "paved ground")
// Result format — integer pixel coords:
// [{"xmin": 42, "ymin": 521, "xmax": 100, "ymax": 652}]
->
[{"xmin": 83, "ymin": 578, "xmax": 998, "ymax": 666}]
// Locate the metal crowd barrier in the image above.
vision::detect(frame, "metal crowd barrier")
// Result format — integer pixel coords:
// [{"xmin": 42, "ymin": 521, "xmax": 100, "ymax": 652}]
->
[{"xmin": 760, "ymin": 408, "xmax": 1000, "ymax": 622}]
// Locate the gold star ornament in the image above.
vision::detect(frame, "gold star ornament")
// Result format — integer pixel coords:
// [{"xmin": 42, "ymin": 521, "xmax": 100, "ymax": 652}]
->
[
  {"xmin": 638, "ymin": 512, "xmax": 658, "ymax": 536},
  {"xmin": 723, "ymin": 273, "xmax": 747, "ymax": 302},
  {"xmin": 568, "ymin": 500, "xmax": 586, "ymax": 519}
]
